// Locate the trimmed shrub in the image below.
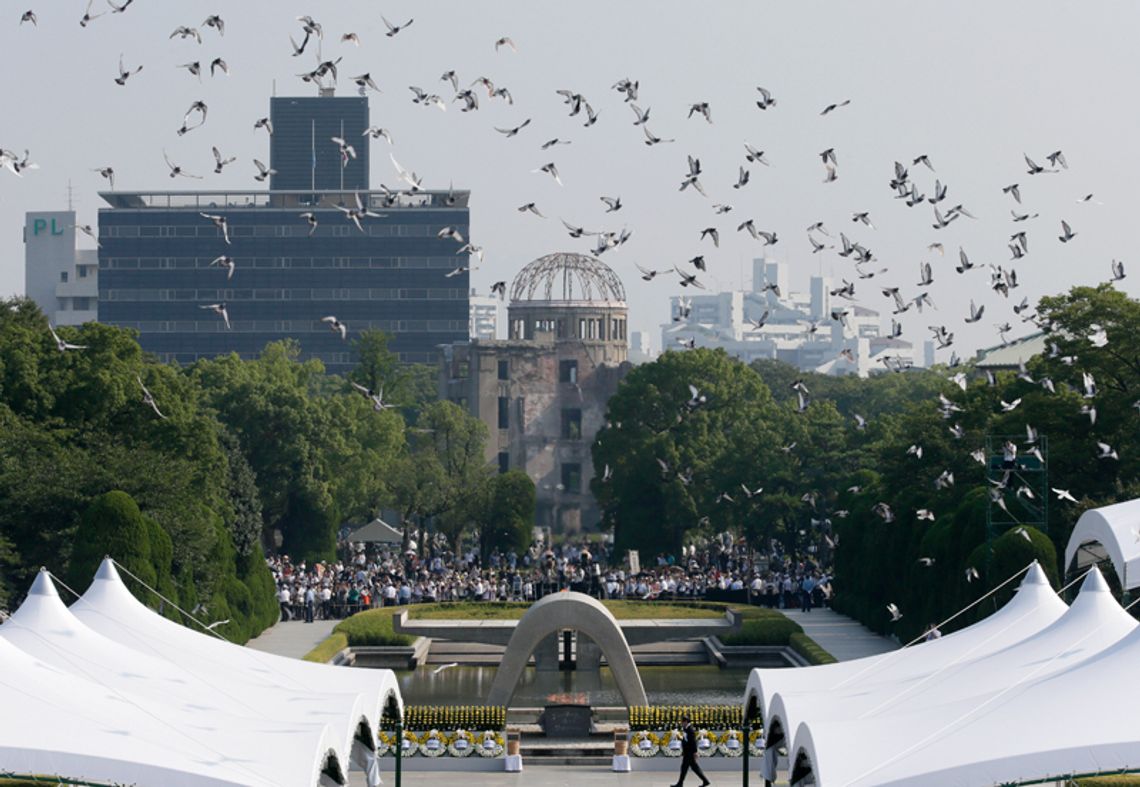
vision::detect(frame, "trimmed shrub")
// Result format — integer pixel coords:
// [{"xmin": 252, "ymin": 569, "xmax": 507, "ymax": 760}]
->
[
  {"xmin": 720, "ymin": 616, "xmax": 803, "ymax": 646},
  {"xmin": 304, "ymin": 631, "xmax": 349, "ymax": 663},
  {"xmin": 336, "ymin": 608, "xmax": 416, "ymax": 647},
  {"xmin": 67, "ymin": 491, "xmax": 157, "ymax": 602},
  {"xmin": 790, "ymin": 632, "xmax": 837, "ymax": 665}
]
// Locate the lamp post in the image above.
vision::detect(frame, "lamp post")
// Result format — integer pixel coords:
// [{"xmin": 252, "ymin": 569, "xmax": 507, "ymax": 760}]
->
[
  {"xmin": 394, "ymin": 719, "xmax": 403, "ymax": 787},
  {"xmin": 742, "ymin": 720, "xmax": 751, "ymax": 787}
]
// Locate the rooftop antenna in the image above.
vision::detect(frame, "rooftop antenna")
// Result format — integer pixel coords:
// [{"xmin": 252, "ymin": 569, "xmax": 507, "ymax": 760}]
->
[{"xmin": 66, "ymin": 179, "xmax": 75, "ymax": 212}]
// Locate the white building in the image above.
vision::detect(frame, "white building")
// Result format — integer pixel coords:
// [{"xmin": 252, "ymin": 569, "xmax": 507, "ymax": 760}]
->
[
  {"xmin": 628, "ymin": 330, "xmax": 656, "ymax": 365},
  {"xmin": 23, "ymin": 211, "xmax": 98, "ymax": 326},
  {"xmin": 660, "ymin": 258, "xmax": 915, "ymax": 377},
  {"xmin": 469, "ymin": 290, "xmax": 505, "ymax": 341}
]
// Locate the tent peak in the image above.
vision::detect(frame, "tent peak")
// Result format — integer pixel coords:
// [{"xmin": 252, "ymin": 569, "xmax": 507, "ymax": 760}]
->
[
  {"xmin": 94, "ymin": 557, "xmax": 122, "ymax": 582},
  {"xmin": 1022, "ymin": 561, "xmax": 1048, "ymax": 586},
  {"xmin": 28, "ymin": 569, "xmax": 60, "ymax": 599},
  {"xmin": 1079, "ymin": 565, "xmax": 1110, "ymax": 593}
]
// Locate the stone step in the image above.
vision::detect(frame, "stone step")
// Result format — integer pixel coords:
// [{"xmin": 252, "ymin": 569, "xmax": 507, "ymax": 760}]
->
[{"xmin": 518, "ymin": 756, "xmax": 614, "ymax": 767}]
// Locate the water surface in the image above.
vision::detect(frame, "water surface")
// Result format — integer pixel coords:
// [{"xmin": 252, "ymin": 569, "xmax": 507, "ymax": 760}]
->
[{"xmin": 396, "ymin": 665, "xmax": 754, "ymax": 707}]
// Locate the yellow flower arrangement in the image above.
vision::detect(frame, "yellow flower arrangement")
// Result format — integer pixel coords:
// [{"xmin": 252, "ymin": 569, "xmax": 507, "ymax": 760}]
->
[
  {"xmin": 661, "ymin": 728, "xmax": 685, "ymax": 757},
  {"xmin": 748, "ymin": 728, "xmax": 766, "ymax": 757},
  {"xmin": 477, "ymin": 729, "xmax": 505, "ymax": 758},
  {"xmin": 718, "ymin": 729, "xmax": 744, "ymax": 757},
  {"xmin": 696, "ymin": 728, "xmax": 717, "ymax": 757},
  {"xmin": 400, "ymin": 729, "xmax": 420, "ymax": 756},
  {"xmin": 419, "ymin": 728, "xmax": 448, "ymax": 757},
  {"xmin": 376, "ymin": 729, "xmax": 395, "ymax": 756},
  {"xmin": 629, "ymin": 730, "xmax": 660, "ymax": 757},
  {"xmin": 448, "ymin": 728, "xmax": 476, "ymax": 757}
]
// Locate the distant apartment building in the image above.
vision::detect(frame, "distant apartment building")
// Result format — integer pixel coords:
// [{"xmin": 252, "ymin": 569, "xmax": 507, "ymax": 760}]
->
[
  {"xmin": 441, "ymin": 253, "xmax": 631, "ymax": 534},
  {"xmin": 660, "ymin": 258, "xmax": 915, "ymax": 376},
  {"xmin": 23, "ymin": 211, "xmax": 98, "ymax": 326},
  {"xmin": 469, "ymin": 290, "xmax": 505, "ymax": 341},
  {"xmin": 628, "ymin": 330, "xmax": 656, "ymax": 364},
  {"xmin": 95, "ymin": 92, "xmax": 469, "ymax": 375}
]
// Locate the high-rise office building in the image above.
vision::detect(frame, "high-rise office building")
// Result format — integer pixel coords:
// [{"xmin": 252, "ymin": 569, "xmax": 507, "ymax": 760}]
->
[
  {"xmin": 23, "ymin": 211, "xmax": 99, "ymax": 326},
  {"xmin": 97, "ymin": 93, "xmax": 469, "ymax": 375}
]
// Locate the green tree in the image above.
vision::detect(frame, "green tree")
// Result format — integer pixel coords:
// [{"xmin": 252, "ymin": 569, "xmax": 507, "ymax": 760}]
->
[
  {"xmin": 350, "ymin": 329, "xmax": 439, "ymax": 415},
  {"xmin": 474, "ymin": 470, "xmax": 536, "ymax": 561},
  {"xmin": 389, "ymin": 400, "xmax": 491, "ymax": 550},
  {"xmin": 67, "ymin": 491, "xmax": 165, "ymax": 606},
  {"xmin": 593, "ymin": 348, "xmax": 791, "ymax": 556},
  {"xmin": 0, "ymin": 300, "xmax": 278, "ymax": 639}
]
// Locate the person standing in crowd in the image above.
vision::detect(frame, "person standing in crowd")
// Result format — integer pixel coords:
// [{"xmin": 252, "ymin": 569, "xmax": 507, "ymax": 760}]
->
[
  {"xmin": 277, "ymin": 584, "xmax": 292, "ymax": 621},
  {"xmin": 303, "ymin": 585, "xmax": 315, "ymax": 623},
  {"xmin": 801, "ymin": 573, "xmax": 816, "ymax": 613},
  {"xmin": 672, "ymin": 714, "xmax": 711, "ymax": 787}
]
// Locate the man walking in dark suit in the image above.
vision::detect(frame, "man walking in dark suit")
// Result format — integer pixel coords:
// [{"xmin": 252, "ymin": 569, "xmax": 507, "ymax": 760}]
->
[{"xmin": 672, "ymin": 714, "xmax": 711, "ymax": 787}]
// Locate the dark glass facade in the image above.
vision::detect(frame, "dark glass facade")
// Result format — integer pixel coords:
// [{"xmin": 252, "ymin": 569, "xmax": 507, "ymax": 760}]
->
[
  {"xmin": 97, "ymin": 190, "xmax": 470, "ymax": 375},
  {"xmin": 269, "ymin": 95, "xmax": 369, "ymax": 192}
]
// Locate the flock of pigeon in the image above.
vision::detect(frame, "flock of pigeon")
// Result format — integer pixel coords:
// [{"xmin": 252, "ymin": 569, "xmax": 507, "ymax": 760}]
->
[{"xmin": 5, "ymin": 5, "xmax": 1139, "ymax": 624}]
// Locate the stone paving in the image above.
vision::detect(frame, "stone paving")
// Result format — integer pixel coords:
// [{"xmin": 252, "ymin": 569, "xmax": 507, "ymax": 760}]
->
[
  {"xmin": 244, "ymin": 617, "xmax": 338, "ymax": 659},
  {"xmin": 352, "ymin": 766, "xmax": 782, "ymax": 786},
  {"xmin": 779, "ymin": 607, "xmax": 898, "ymax": 660}
]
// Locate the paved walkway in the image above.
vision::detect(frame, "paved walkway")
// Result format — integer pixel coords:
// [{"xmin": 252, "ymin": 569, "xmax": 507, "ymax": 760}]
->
[
  {"xmin": 780, "ymin": 607, "xmax": 897, "ymax": 660},
  {"xmin": 351, "ymin": 767, "xmax": 784, "ymax": 786},
  {"xmin": 245, "ymin": 618, "xmax": 338, "ymax": 659}
]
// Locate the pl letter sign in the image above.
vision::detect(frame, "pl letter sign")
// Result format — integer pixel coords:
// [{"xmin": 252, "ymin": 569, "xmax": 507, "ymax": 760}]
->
[{"xmin": 31, "ymin": 217, "xmax": 66, "ymax": 237}]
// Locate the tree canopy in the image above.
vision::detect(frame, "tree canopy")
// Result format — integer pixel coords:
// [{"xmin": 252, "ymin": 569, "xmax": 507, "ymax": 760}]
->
[
  {"xmin": 594, "ymin": 286, "xmax": 1140, "ymax": 641},
  {"xmin": 0, "ymin": 299, "xmax": 494, "ymax": 638}
]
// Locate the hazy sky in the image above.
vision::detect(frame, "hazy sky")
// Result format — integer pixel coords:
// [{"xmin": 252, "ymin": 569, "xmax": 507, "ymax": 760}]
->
[{"xmin": 1, "ymin": 1, "xmax": 1136, "ymax": 356}]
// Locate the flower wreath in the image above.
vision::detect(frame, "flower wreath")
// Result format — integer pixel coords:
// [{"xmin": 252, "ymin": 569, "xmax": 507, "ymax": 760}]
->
[
  {"xmin": 661, "ymin": 729, "xmax": 684, "ymax": 757},
  {"xmin": 477, "ymin": 730, "xmax": 505, "ymax": 758},
  {"xmin": 718, "ymin": 730, "xmax": 744, "ymax": 757},
  {"xmin": 748, "ymin": 728, "xmax": 766, "ymax": 757},
  {"xmin": 375, "ymin": 730, "xmax": 395, "ymax": 757},
  {"xmin": 448, "ymin": 728, "xmax": 476, "ymax": 757},
  {"xmin": 696, "ymin": 728, "xmax": 717, "ymax": 757},
  {"xmin": 399, "ymin": 730, "xmax": 420, "ymax": 757},
  {"xmin": 419, "ymin": 729, "xmax": 448, "ymax": 757},
  {"xmin": 629, "ymin": 730, "xmax": 659, "ymax": 758}
]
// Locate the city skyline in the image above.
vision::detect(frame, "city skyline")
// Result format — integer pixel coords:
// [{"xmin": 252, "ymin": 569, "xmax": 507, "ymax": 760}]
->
[{"xmin": 1, "ymin": 1, "xmax": 1136, "ymax": 359}]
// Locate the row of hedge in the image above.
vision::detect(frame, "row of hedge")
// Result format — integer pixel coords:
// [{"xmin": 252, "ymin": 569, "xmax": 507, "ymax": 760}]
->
[{"xmin": 789, "ymin": 632, "xmax": 838, "ymax": 665}]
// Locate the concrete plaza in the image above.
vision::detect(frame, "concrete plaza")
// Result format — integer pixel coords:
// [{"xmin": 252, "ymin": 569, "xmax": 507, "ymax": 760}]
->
[{"xmin": 354, "ymin": 767, "xmax": 776, "ymax": 786}]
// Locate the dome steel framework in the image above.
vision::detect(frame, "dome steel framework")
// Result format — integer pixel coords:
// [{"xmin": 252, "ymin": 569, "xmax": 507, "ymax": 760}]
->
[{"xmin": 509, "ymin": 252, "xmax": 626, "ymax": 303}]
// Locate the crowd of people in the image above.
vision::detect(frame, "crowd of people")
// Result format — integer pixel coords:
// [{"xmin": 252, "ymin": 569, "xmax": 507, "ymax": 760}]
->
[{"xmin": 267, "ymin": 532, "xmax": 835, "ymax": 623}]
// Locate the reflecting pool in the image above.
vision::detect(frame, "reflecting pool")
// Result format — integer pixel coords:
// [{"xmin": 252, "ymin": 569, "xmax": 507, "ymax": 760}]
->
[{"xmin": 396, "ymin": 665, "xmax": 754, "ymax": 707}]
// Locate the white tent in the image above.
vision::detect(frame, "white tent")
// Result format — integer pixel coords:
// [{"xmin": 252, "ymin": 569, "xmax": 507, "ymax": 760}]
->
[
  {"xmin": 71, "ymin": 558, "xmax": 402, "ymax": 730},
  {"xmin": 348, "ymin": 517, "xmax": 404, "ymax": 545},
  {"xmin": 1064, "ymin": 498, "xmax": 1140, "ymax": 591},
  {"xmin": 0, "ymin": 633, "xmax": 346, "ymax": 787},
  {"xmin": 792, "ymin": 608, "xmax": 1140, "ymax": 786},
  {"xmin": 1, "ymin": 570, "xmax": 379, "ymax": 780},
  {"xmin": 743, "ymin": 562, "xmax": 1064, "ymax": 738},
  {"xmin": 770, "ymin": 566, "xmax": 1134, "ymax": 777}
]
